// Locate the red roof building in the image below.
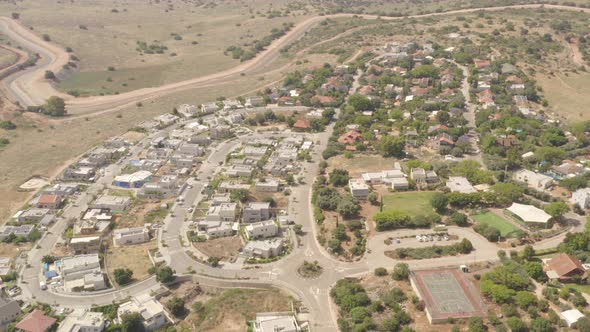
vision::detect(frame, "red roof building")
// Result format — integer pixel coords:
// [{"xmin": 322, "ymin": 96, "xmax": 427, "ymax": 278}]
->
[
  {"xmin": 546, "ymin": 253, "xmax": 587, "ymax": 282},
  {"xmin": 338, "ymin": 130, "xmax": 362, "ymax": 145},
  {"xmin": 293, "ymin": 118, "xmax": 311, "ymax": 131},
  {"xmin": 36, "ymin": 194, "xmax": 62, "ymax": 209},
  {"xmin": 473, "ymin": 59, "xmax": 491, "ymax": 70},
  {"xmin": 15, "ymin": 309, "xmax": 57, "ymax": 332}
]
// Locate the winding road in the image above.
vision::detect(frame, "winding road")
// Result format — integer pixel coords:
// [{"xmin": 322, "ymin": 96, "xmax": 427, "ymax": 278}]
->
[{"xmin": 1, "ymin": 4, "xmax": 590, "ymax": 115}]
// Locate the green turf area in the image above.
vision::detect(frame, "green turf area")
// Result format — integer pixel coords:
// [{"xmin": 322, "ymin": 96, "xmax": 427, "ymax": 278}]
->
[
  {"xmin": 567, "ymin": 284, "xmax": 590, "ymax": 296},
  {"xmin": 471, "ymin": 212, "xmax": 520, "ymax": 237},
  {"xmin": 382, "ymin": 192, "xmax": 437, "ymax": 217}
]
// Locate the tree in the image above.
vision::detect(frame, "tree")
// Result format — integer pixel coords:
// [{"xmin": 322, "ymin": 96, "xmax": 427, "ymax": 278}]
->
[
  {"xmin": 514, "ymin": 291, "xmax": 537, "ymax": 308},
  {"xmin": 230, "ymin": 189, "xmax": 249, "ymax": 203},
  {"xmin": 166, "ymin": 297, "xmax": 185, "ymax": 317},
  {"xmin": 207, "ymin": 256, "xmax": 220, "ymax": 267},
  {"xmin": 392, "ymin": 263, "xmax": 409, "ymax": 280},
  {"xmin": 506, "ymin": 317, "xmax": 526, "ymax": 332},
  {"xmin": 544, "ymin": 201, "xmax": 569, "ymax": 220},
  {"xmin": 0, "ymin": 121, "xmax": 16, "ymax": 130},
  {"xmin": 114, "ymin": 268, "xmax": 133, "ymax": 286},
  {"xmin": 337, "ymin": 197, "xmax": 360, "ymax": 218},
  {"xmin": 44, "ymin": 96, "xmax": 67, "ymax": 117},
  {"xmin": 348, "ymin": 94, "xmax": 373, "ymax": 112},
  {"xmin": 329, "ymin": 169, "xmax": 350, "ymax": 187},
  {"xmin": 468, "ymin": 317, "xmax": 486, "ymax": 332},
  {"xmin": 576, "ymin": 317, "xmax": 590, "ymax": 332},
  {"xmin": 293, "ymin": 224, "xmax": 303, "ymax": 235},
  {"xmin": 374, "ymin": 267, "xmax": 388, "ymax": 276},
  {"xmin": 430, "ymin": 192, "xmax": 448, "ymax": 214},
  {"xmin": 524, "ymin": 261, "xmax": 547, "ymax": 282},
  {"xmin": 44, "ymin": 70, "xmax": 56, "ymax": 79},
  {"xmin": 378, "ymin": 136, "xmax": 405, "ymax": 158},
  {"xmin": 520, "ymin": 245, "xmax": 535, "ymax": 261},
  {"xmin": 41, "ymin": 255, "xmax": 54, "ymax": 264},
  {"xmin": 530, "ymin": 317, "xmax": 553, "ymax": 332},
  {"xmin": 121, "ymin": 312, "xmax": 145, "ymax": 332},
  {"xmin": 155, "ymin": 266, "xmax": 176, "ymax": 283},
  {"xmin": 368, "ymin": 192, "xmax": 379, "ymax": 205},
  {"xmin": 449, "ymin": 212, "xmax": 468, "ymax": 226}
]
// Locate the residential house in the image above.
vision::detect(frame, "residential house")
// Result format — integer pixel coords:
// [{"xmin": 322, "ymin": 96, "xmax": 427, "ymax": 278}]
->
[
  {"xmin": 0, "ymin": 257, "xmax": 12, "ymax": 276},
  {"xmin": 243, "ymin": 238, "xmax": 283, "ymax": 258},
  {"xmin": 197, "ymin": 220, "xmax": 235, "ymax": 239},
  {"xmin": 349, "ymin": 179, "xmax": 370, "ymax": 200},
  {"xmin": 117, "ymin": 293, "xmax": 170, "ymax": 331},
  {"xmin": 243, "ymin": 146, "xmax": 268, "ymax": 158},
  {"xmin": 218, "ymin": 182, "xmax": 250, "ymax": 193},
  {"xmin": 446, "ymin": 176, "xmax": 476, "ymax": 193},
  {"xmin": 361, "ymin": 168, "xmax": 405, "ymax": 185},
  {"xmin": 338, "ymin": 130, "xmax": 362, "ymax": 145},
  {"xmin": 552, "ymin": 161, "xmax": 585, "ymax": 178},
  {"xmin": 473, "ymin": 59, "xmax": 491, "ymax": 70},
  {"xmin": 410, "ymin": 168, "xmax": 438, "ymax": 183},
  {"xmin": 210, "ymin": 125, "xmax": 231, "ymax": 139},
  {"xmin": 571, "ymin": 188, "xmax": 590, "ymax": 209},
  {"xmin": 545, "ymin": 253, "xmax": 587, "ymax": 282},
  {"xmin": 0, "ymin": 225, "xmax": 34, "ymax": 241},
  {"xmin": 253, "ymin": 313, "xmax": 301, "ymax": 332},
  {"xmin": 427, "ymin": 124, "xmax": 449, "ymax": 135},
  {"xmin": 113, "ymin": 227, "xmax": 150, "ymax": 246},
  {"xmin": 255, "ymin": 179, "xmax": 280, "ymax": 193},
  {"xmin": 14, "ymin": 208, "xmax": 50, "ymax": 223},
  {"xmin": 201, "ymin": 102, "xmax": 219, "ymax": 113},
  {"xmin": 513, "ymin": 169, "xmax": 553, "ymax": 191},
  {"xmin": 177, "ymin": 104, "xmax": 198, "ymax": 118},
  {"xmin": 205, "ymin": 203, "xmax": 238, "ymax": 222},
  {"xmin": 226, "ymin": 164, "xmax": 254, "ymax": 178},
  {"xmin": 15, "ymin": 309, "xmax": 56, "ymax": 332},
  {"xmin": 154, "ymin": 114, "xmax": 179, "ymax": 128},
  {"xmin": 68, "ymin": 236, "xmax": 101, "ymax": 255},
  {"xmin": 57, "ymin": 309, "xmax": 106, "ymax": 332},
  {"xmin": 477, "ymin": 89, "xmax": 495, "ymax": 109},
  {"xmin": 59, "ymin": 254, "xmax": 106, "ymax": 292},
  {"xmin": 496, "ymin": 135, "xmax": 520, "ymax": 148},
  {"xmin": 245, "ymin": 96, "xmax": 265, "ymax": 108},
  {"xmin": 0, "ymin": 297, "xmax": 20, "ymax": 328},
  {"xmin": 92, "ymin": 195, "xmax": 131, "ymax": 211},
  {"xmin": 211, "ymin": 193, "xmax": 231, "ymax": 206},
  {"xmin": 43, "ymin": 183, "xmax": 79, "ymax": 197},
  {"xmin": 391, "ymin": 177, "xmax": 409, "ymax": 191},
  {"xmin": 243, "ymin": 202, "xmax": 271, "ymax": 223},
  {"xmin": 293, "ymin": 118, "xmax": 311, "ymax": 131},
  {"xmin": 245, "ymin": 220, "xmax": 278, "ymax": 240},
  {"xmin": 431, "ymin": 133, "xmax": 455, "ymax": 150},
  {"xmin": 62, "ymin": 167, "xmax": 96, "ymax": 182}
]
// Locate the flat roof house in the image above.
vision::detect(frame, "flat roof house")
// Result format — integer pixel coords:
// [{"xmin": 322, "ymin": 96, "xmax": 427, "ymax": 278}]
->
[
  {"xmin": 572, "ymin": 188, "xmax": 590, "ymax": 209},
  {"xmin": 410, "ymin": 168, "xmax": 438, "ymax": 183},
  {"xmin": 255, "ymin": 179, "xmax": 280, "ymax": 193},
  {"xmin": 57, "ymin": 309, "xmax": 106, "ymax": 332},
  {"xmin": 243, "ymin": 202, "xmax": 271, "ymax": 223},
  {"xmin": 245, "ymin": 220, "xmax": 278, "ymax": 240},
  {"xmin": 513, "ymin": 169, "xmax": 553, "ymax": 191},
  {"xmin": 113, "ymin": 227, "xmax": 150, "ymax": 246},
  {"xmin": 349, "ymin": 179, "xmax": 370, "ymax": 200},
  {"xmin": 118, "ymin": 293, "xmax": 170, "ymax": 331},
  {"xmin": 253, "ymin": 313, "xmax": 300, "ymax": 332},
  {"xmin": 68, "ymin": 236, "xmax": 101, "ymax": 255},
  {"xmin": 0, "ymin": 297, "xmax": 21, "ymax": 327},
  {"xmin": 92, "ymin": 195, "xmax": 131, "ymax": 211},
  {"xmin": 243, "ymin": 238, "xmax": 284, "ymax": 258},
  {"xmin": 446, "ymin": 176, "xmax": 476, "ymax": 194},
  {"xmin": 0, "ymin": 225, "xmax": 34, "ymax": 241},
  {"xmin": 59, "ymin": 254, "xmax": 106, "ymax": 292},
  {"xmin": 197, "ymin": 220, "xmax": 235, "ymax": 239},
  {"xmin": 205, "ymin": 203, "xmax": 238, "ymax": 222}
]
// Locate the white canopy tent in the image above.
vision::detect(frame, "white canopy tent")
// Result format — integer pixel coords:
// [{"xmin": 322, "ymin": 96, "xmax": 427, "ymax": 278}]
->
[{"xmin": 507, "ymin": 203, "xmax": 552, "ymax": 224}]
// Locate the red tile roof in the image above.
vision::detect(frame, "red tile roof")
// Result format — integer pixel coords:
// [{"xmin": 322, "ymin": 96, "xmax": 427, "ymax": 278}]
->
[
  {"xmin": 37, "ymin": 194, "xmax": 61, "ymax": 205},
  {"xmin": 293, "ymin": 118, "xmax": 310, "ymax": 130},
  {"xmin": 15, "ymin": 309, "xmax": 56, "ymax": 332},
  {"xmin": 548, "ymin": 253, "xmax": 586, "ymax": 279},
  {"xmin": 338, "ymin": 130, "xmax": 362, "ymax": 144}
]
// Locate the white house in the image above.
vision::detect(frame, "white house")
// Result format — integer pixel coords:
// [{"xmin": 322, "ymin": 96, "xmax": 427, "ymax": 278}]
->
[
  {"xmin": 446, "ymin": 176, "xmax": 476, "ymax": 194},
  {"xmin": 57, "ymin": 309, "xmax": 106, "ymax": 332},
  {"xmin": 571, "ymin": 188, "xmax": 590, "ymax": 209},
  {"xmin": 118, "ymin": 293, "xmax": 170, "ymax": 331},
  {"xmin": 253, "ymin": 313, "xmax": 300, "ymax": 332},
  {"xmin": 245, "ymin": 220, "xmax": 278, "ymax": 240},
  {"xmin": 197, "ymin": 220, "xmax": 235, "ymax": 239},
  {"xmin": 205, "ymin": 203, "xmax": 238, "ymax": 222},
  {"xmin": 513, "ymin": 169, "xmax": 553, "ymax": 191},
  {"xmin": 243, "ymin": 238, "xmax": 283, "ymax": 258},
  {"xmin": 113, "ymin": 227, "xmax": 150, "ymax": 246},
  {"xmin": 59, "ymin": 254, "xmax": 106, "ymax": 292},
  {"xmin": 255, "ymin": 179, "xmax": 280, "ymax": 193},
  {"xmin": 349, "ymin": 179, "xmax": 369, "ymax": 200},
  {"xmin": 177, "ymin": 104, "xmax": 198, "ymax": 118},
  {"xmin": 92, "ymin": 195, "xmax": 131, "ymax": 211}
]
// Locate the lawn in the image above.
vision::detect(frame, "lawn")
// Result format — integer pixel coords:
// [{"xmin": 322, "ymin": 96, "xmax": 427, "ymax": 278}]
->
[
  {"xmin": 382, "ymin": 191, "xmax": 437, "ymax": 217},
  {"xmin": 471, "ymin": 211, "xmax": 520, "ymax": 237},
  {"xmin": 567, "ymin": 284, "xmax": 590, "ymax": 296}
]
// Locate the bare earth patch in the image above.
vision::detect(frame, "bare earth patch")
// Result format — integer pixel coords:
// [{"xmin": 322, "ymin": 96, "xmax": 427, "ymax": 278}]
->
[
  {"xmin": 193, "ymin": 236, "xmax": 242, "ymax": 260},
  {"xmin": 105, "ymin": 241, "xmax": 156, "ymax": 286}
]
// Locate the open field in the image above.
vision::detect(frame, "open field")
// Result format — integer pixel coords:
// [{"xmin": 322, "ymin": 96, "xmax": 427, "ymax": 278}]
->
[
  {"xmin": 0, "ymin": 242, "xmax": 31, "ymax": 260},
  {"xmin": 178, "ymin": 288, "xmax": 294, "ymax": 331},
  {"xmin": 105, "ymin": 241, "xmax": 156, "ymax": 286},
  {"xmin": 382, "ymin": 191, "xmax": 437, "ymax": 217},
  {"xmin": 0, "ymin": 46, "xmax": 16, "ymax": 68},
  {"xmin": 471, "ymin": 211, "xmax": 520, "ymax": 237},
  {"xmin": 538, "ymin": 73, "xmax": 590, "ymax": 122},
  {"xmin": 327, "ymin": 154, "xmax": 395, "ymax": 177},
  {"xmin": 0, "ymin": 0, "xmax": 309, "ymax": 95},
  {"xmin": 193, "ymin": 236, "xmax": 243, "ymax": 260}
]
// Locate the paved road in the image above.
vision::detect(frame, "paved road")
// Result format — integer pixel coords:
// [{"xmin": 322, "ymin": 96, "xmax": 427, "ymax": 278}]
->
[{"xmin": 1, "ymin": 4, "xmax": 589, "ymax": 114}]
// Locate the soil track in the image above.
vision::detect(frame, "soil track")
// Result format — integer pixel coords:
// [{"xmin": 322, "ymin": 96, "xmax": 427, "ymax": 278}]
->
[{"xmin": 1, "ymin": 4, "xmax": 589, "ymax": 115}]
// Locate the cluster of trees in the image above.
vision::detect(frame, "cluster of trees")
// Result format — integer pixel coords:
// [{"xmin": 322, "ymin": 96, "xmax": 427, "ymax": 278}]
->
[
  {"xmin": 149, "ymin": 265, "xmax": 176, "ymax": 283},
  {"xmin": 313, "ymin": 176, "xmax": 360, "ymax": 219},
  {"xmin": 27, "ymin": 96, "xmax": 67, "ymax": 117},
  {"xmin": 0, "ymin": 121, "xmax": 17, "ymax": 130},
  {"xmin": 331, "ymin": 278, "xmax": 414, "ymax": 332},
  {"xmin": 393, "ymin": 238, "xmax": 473, "ymax": 260},
  {"xmin": 114, "ymin": 268, "xmax": 133, "ymax": 286},
  {"xmin": 373, "ymin": 210, "xmax": 440, "ymax": 231}
]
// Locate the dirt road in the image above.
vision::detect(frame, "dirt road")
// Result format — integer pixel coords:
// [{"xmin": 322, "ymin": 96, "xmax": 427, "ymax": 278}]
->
[{"xmin": 1, "ymin": 4, "xmax": 589, "ymax": 115}]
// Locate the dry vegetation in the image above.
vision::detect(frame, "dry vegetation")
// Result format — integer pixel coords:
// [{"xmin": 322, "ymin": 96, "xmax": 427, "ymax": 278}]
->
[
  {"xmin": 105, "ymin": 241, "xmax": 156, "ymax": 285},
  {"xmin": 193, "ymin": 236, "xmax": 243, "ymax": 260}
]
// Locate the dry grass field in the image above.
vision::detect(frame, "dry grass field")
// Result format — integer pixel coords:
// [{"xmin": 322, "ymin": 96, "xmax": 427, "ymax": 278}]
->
[
  {"xmin": 105, "ymin": 241, "xmax": 157, "ymax": 286},
  {"xmin": 0, "ymin": 46, "xmax": 16, "ymax": 68},
  {"xmin": 538, "ymin": 73, "xmax": 590, "ymax": 121},
  {"xmin": 0, "ymin": 0, "xmax": 312, "ymax": 95}
]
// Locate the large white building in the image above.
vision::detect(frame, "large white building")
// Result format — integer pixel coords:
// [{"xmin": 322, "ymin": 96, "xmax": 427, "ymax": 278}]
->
[
  {"xmin": 349, "ymin": 179, "xmax": 369, "ymax": 200},
  {"xmin": 446, "ymin": 176, "xmax": 476, "ymax": 194},
  {"xmin": 113, "ymin": 227, "xmax": 150, "ymax": 246},
  {"xmin": 245, "ymin": 220, "xmax": 278, "ymax": 240},
  {"xmin": 57, "ymin": 309, "xmax": 106, "ymax": 332},
  {"xmin": 118, "ymin": 293, "xmax": 170, "ymax": 331},
  {"xmin": 571, "ymin": 188, "xmax": 590, "ymax": 209},
  {"xmin": 92, "ymin": 195, "xmax": 131, "ymax": 211}
]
